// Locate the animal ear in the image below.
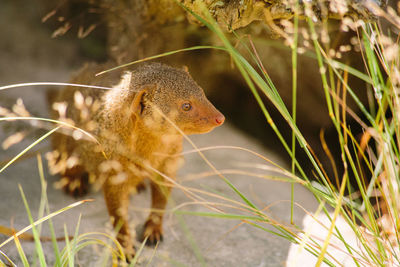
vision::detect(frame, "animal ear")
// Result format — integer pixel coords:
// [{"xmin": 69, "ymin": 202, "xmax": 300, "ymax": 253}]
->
[
  {"xmin": 182, "ymin": 65, "xmax": 189, "ymax": 73},
  {"xmin": 131, "ymin": 84, "xmax": 157, "ymax": 116},
  {"xmin": 131, "ymin": 89, "xmax": 147, "ymax": 116}
]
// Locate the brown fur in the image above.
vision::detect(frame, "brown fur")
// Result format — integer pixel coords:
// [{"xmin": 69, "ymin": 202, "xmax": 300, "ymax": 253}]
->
[{"xmin": 47, "ymin": 62, "xmax": 224, "ymax": 259}]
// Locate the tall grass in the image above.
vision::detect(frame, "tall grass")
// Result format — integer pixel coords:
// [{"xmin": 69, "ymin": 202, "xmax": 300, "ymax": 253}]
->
[
  {"xmin": 0, "ymin": 152, "xmax": 144, "ymax": 266},
  {"xmin": 175, "ymin": 2, "xmax": 400, "ymax": 266}
]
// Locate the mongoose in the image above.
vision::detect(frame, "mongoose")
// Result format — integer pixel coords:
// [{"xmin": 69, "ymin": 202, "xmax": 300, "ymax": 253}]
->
[{"xmin": 47, "ymin": 62, "xmax": 224, "ymax": 259}]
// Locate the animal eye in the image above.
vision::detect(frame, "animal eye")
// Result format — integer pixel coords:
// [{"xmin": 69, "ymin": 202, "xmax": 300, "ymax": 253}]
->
[{"xmin": 182, "ymin": 103, "xmax": 192, "ymax": 111}]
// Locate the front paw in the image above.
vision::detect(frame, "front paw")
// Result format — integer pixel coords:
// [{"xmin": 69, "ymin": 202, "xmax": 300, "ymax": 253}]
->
[
  {"xmin": 123, "ymin": 246, "xmax": 136, "ymax": 263},
  {"xmin": 54, "ymin": 166, "xmax": 90, "ymax": 198},
  {"xmin": 55, "ymin": 174, "xmax": 89, "ymax": 198},
  {"xmin": 142, "ymin": 217, "xmax": 163, "ymax": 246},
  {"xmin": 116, "ymin": 236, "xmax": 136, "ymax": 263},
  {"xmin": 135, "ymin": 181, "xmax": 146, "ymax": 193}
]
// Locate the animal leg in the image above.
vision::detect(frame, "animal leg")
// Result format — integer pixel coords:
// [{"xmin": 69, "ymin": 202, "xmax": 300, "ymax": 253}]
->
[
  {"xmin": 103, "ymin": 181, "xmax": 135, "ymax": 260},
  {"xmin": 143, "ymin": 177, "xmax": 171, "ymax": 246}
]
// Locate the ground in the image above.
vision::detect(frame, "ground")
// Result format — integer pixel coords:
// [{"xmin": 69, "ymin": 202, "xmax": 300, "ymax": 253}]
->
[{"xmin": 0, "ymin": 2, "xmax": 318, "ymax": 266}]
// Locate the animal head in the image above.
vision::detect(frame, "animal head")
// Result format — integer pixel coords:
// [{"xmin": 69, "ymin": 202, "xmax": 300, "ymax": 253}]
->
[{"xmin": 126, "ymin": 63, "xmax": 225, "ymax": 135}]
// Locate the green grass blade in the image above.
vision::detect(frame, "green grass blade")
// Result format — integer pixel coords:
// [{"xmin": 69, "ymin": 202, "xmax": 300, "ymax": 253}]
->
[
  {"xmin": 324, "ymin": 57, "xmax": 372, "ymax": 84},
  {"xmin": 36, "ymin": 154, "xmax": 62, "ymax": 266},
  {"xmin": 176, "ymin": 214, "xmax": 206, "ymax": 267},
  {"xmin": 0, "ymin": 126, "xmax": 60, "ymax": 174},
  {"xmin": 96, "ymin": 46, "xmax": 224, "ymax": 76},
  {"xmin": 36, "ymin": 154, "xmax": 47, "ymax": 234},
  {"xmin": 175, "ymin": 210, "xmax": 262, "ymax": 221},
  {"xmin": 145, "ymin": 241, "xmax": 159, "ymax": 267},
  {"xmin": 175, "ymin": 210, "xmax": 295, "ymax": 241},
  {"xmin": 0, "ymin": 117, "xmax": 103, "ymax": 149},
  {"xmin": 0, "ymin": 199, "xmax": 92, "ymax": 248},
  {"xmin": 128, "ymin": 236, "xmax": 148, "ymax": 267},
  {"xmin": 67, "ymin": 214, "xmax": 82, "ymax": 267},
  {"xmin": 18, "ymin": 184, "xmax": 47, "ymax": 266},
  {"xmin": 63, "ymin": 224, "xmax": 73, "ymax": 267},
  {"xmin": 290, "ymin": 0, "xmax": 300, "ymax": 225}
]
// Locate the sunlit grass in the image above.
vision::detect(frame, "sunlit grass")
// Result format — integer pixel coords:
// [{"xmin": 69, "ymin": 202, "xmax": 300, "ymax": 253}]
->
[
  {"xmin": 169, "ymin": 2, "xmax": 400, "ymax": 266},
  {"xmin": 0, "ymin": 152, "xmax": 137, "ymax": 266}
]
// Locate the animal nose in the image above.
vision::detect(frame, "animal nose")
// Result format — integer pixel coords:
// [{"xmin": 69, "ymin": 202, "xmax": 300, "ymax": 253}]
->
[{"xmin": 215, "ymin": 112, "xmax": 225, "ymax": 125}]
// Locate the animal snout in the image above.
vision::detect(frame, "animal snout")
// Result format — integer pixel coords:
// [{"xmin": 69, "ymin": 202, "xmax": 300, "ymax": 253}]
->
[{"xmin": 214, "ymin": 112, "xmax": 225, "ymax": 126}]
